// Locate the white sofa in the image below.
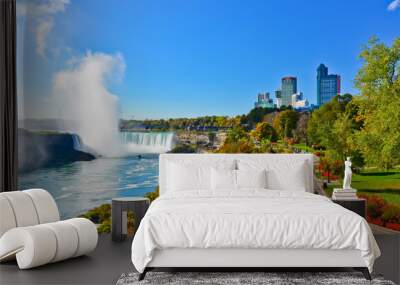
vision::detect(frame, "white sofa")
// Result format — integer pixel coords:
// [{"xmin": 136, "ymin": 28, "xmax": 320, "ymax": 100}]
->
[{"xmin": 0, "ymin": 189, "xmax": 98, "ymax": 269}]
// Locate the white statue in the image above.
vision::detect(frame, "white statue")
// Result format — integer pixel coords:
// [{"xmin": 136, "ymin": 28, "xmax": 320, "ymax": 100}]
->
[{"xmin": 343, "ymin": 157, "xmax": 352, "ymax": 190}]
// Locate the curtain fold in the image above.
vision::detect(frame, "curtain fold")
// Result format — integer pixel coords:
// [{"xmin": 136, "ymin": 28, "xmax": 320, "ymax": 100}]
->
[{"xmin": 0, "ymin": 0, "xmax": 18, "ymax": 192}]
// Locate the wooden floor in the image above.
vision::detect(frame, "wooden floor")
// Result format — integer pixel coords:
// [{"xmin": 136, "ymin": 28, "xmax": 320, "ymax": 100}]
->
[{"xmin": 1, "ymin": 226, "xmax": 399, "ymax": 285}]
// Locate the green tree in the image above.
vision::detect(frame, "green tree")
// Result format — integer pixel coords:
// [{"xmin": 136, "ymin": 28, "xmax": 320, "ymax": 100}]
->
[
  {"xmin": 251, "ymin": 122, "xmax": 278, "ymax": 143},
  {"xmin": 217, "ymin": 138, "xmax": 257, "ymax": 153},
  {"xmin": 307, "ymin": 95, "xmax": 351, "ymax": 149},
  {"xmin": 273, "ymin": 110, "xmax": 299, "ymax": 139},
  {"xmin": 307, "ymin": 94, "xmax": 364, "ymax": 168},
  {"xmin": 331, "ymin": 109, "xmax": 358, "ymax": 158},
  {"xmin": 247, "ymin": 107, "xmax": 275, "ymax": 127},
  {"xmin": 354, "ymin": 37, "xmax": 400, "ymax": 170},
  {"xmin": 226, "ymin": 125, "xmax": 248, "ymax": 143}
]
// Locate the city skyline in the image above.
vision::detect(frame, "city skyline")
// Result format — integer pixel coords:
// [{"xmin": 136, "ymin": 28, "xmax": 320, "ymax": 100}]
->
[
  {"xmin": 255, "ymin": 63, "xmax": 339, "ymax": 111},
  {"xmin": 17, "ymin": 0, "xmax": 400, "ymax": 120}
]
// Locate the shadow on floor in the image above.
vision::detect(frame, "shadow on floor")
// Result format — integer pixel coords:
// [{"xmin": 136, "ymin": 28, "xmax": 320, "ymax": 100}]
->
[{"xmin": 0, "ymin": 234, "xmax": 134, "ymax": 285}]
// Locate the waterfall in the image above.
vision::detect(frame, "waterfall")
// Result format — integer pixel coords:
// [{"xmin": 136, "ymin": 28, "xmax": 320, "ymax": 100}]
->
[
  {"xmin": 71, "ymin": 134, "xmax": 83, "ymax": 151},
  {"xmin": 120, "ymin": 132, "xmax": 177, "ymax": 153}
]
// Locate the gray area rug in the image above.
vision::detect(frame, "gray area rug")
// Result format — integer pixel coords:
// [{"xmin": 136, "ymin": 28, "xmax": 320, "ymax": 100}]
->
[{"xmin": 117, "ymin": 272, "xmax": 395, "ymax": 285}]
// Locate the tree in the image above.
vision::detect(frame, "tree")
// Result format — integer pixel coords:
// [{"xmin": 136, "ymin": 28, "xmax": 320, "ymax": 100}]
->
[
  {"xmin": 251, "ymin": 122, "xmax": 278, "ymax": 143},
  {"xmin": 247, "ymin": 107, "xmax": 275, "ymax": 127},
  {"xmin": 307, "ymin": 95, "xmax": 351, "ymax": 149},
  {"xmin": 226, "ymin": 125, "xmax": 248, "ymax": 143},
  {"xmin": 217, "ymin": 138, "xmax": 257, "ymax": 153},
  {"xmin": 273, "ymin": 110, "xmax": 299, "ymax": 139},
  {"xmin": 354, "ymin": 37, "xmax": 400, "ymax": 170},
  {"xmin": 215, "ymin": 116, "xmax": 228, "ymax": 128},
  {"xmin": 307, "ymin": 94, "xmax": 365, "ymax": 170},
  {"xmin": 293, "ymin": 113, "xmax": 309, "ymax": 143}
]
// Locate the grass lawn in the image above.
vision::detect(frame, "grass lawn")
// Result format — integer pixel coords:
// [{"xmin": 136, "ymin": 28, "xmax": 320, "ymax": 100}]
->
[{"xmin": 326, "ymin": 168, "xmax": 400, "ymax": 206}]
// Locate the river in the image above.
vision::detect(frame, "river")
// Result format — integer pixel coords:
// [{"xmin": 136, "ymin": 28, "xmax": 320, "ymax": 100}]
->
[{"xmin": 18, "ymin": 132, "xmax": 175, "ymax": 219}]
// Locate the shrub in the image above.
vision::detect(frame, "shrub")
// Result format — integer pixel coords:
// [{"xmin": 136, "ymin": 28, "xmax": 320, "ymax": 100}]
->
[
  {"xmin": 363, "ymin": 195, "xmax": 387, "ymax": 219},
  {"xmin": 97, "ymin": 220, "xmax": 111, "ymax": 233},
  {"xmin": 169, "ymin": 144, "xmax": 196, "ymax": 153},
  {"xmin": 386, "ymin": 223, "xmax": 400, "ymax": 231},
  {"xmin": 382, "ymin": 204, "xmax": 400, "ymax": 224},
  {"xmin": 145, "ymin": 186, "xmax": 160, "ymax": 202},
  {"xmin": 359, "ymin": 194, "xmax": 400, "ymax": 231},
  {"xmin": 79, "ymin": 203, "xmax": 111, "ymax": 224},
  {"xmin": 80, "ymin": 202, "xmax": 135, "ymax": 234}
]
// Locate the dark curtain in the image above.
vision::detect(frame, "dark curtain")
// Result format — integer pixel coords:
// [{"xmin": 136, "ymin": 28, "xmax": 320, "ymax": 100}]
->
[{"xmin": 0, "ymin": 0, "xmax": 18, "ymax": 192}]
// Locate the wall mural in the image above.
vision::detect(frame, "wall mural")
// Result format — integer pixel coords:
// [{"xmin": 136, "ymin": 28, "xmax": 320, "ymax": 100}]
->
[{"xmin": 17, "ymin": 0, "xmax": 400, "ymax": 232}]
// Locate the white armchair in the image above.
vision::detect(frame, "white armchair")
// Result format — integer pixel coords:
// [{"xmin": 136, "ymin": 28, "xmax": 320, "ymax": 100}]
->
[{"xmin": 0, "ymin": 189, "xmax": 98, "ymax": 269}]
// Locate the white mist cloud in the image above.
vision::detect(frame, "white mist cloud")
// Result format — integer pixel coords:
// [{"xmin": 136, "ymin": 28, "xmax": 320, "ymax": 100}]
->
[
  {"xmin": 36, "ymin": 19, "xmax": 54, "ymax": 57},
  {"xmin": 51, "ymin": 51, "xmax": 126, "ymax": 157},
  {"xmin": 388, "ymin": 0, "xmax": 400, "ymax": 10},
  {"xmin": 35, "ymin": 0, "xmax": 70, "ymax": 15},
  {"xmin": 18, "ymin": 0, "xmax": 69, "ymax": 57}
]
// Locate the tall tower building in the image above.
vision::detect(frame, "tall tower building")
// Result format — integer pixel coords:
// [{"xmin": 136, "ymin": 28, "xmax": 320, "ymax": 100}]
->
[
  {"xmin": 281, "ymin": 77, "xmax": 297, "ymax": 107},
  {"xmin": 317, "ymin": 64, "xmax": 341, "ymax": 106},
  {"xmin": 254, "ymin": 92, "xmax": 274, "ymax": 108},
  {"xmin": 275, "ymin": 90, "xmax": 282, "ymax": 108}
]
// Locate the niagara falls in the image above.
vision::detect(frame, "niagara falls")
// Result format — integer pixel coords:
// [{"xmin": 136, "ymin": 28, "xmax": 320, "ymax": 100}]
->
[{"xmin": 18, "ymin": 52, "xmax": 178, "ymax": 218}]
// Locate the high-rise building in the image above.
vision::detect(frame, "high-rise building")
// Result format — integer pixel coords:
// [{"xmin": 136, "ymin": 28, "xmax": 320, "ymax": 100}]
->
[
  {"xmin": 291, "ymin": 92, "xmax": 303, "ymax": 106},
  {"xmin": 254, "ymin": 92, "xmax": 274, "ymax": 108},
  {"xmin": 281, "ymin": 77, "xmax": 297, "ymax": 107},
  {"xmin": 291, "ymin": 92, "xmax": 309, "ymax": 110},
  {"xmin": 275, "ymin": 90, "xmax": 282, "ymax": 108},
  {"xmin": 317, "ymin": 64, "xmax": 341, "ymax": 106}
]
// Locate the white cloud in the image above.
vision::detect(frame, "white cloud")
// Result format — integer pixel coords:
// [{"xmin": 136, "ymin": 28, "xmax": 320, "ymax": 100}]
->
[
  {"xmin": 18, "ymin": 0, "xmax": 70, "ymax": 57},
  {"xmin": 388, "ymin": 0, "xmax": 400, "ymax": 11}
]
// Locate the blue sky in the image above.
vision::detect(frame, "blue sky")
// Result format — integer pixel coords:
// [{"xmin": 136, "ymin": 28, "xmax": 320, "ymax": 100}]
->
[{"xmin": 18, "ymin": 0, "xmax": 400, "ymax": 119}]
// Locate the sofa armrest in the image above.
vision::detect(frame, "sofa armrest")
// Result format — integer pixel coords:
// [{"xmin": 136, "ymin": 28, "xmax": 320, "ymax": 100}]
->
[{"xmin": 0, "ymin": 225, "xmax": 57, "ymax": 268}]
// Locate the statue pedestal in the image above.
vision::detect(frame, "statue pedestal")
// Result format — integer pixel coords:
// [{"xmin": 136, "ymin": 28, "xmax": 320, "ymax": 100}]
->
[
  {"xmin": 332, "ymin": 198, "xmax": 366, "ymax": 218},
  {"xmin": 332, "ymin": 188, "xmax": 357, "ymax": 200}
]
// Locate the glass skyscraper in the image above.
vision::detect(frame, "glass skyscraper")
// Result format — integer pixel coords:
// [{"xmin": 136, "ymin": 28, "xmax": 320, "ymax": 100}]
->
[
  {"xmin": 254, "ymin": 92, "xmax": 274, "ymax": 108},
  {"xmin": 317, "ymin": 64, "xmax": 341, "ymax": 106},
  {"xmin": 281, "ymin": 77, "xmax": 297, "ymax": 107}
]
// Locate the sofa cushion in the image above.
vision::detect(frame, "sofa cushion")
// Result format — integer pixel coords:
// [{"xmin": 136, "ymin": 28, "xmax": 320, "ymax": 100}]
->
[
  {"xmin": 0, "ymin": 192, "xmax": 39, "ymax": 227},
  {"xmin": 0, "ymin": 196, "xmax": 17, "ymax": 238},
  {"xmin": 24, "ymin": 189, "xmax": 60, "ymax": 224}
]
